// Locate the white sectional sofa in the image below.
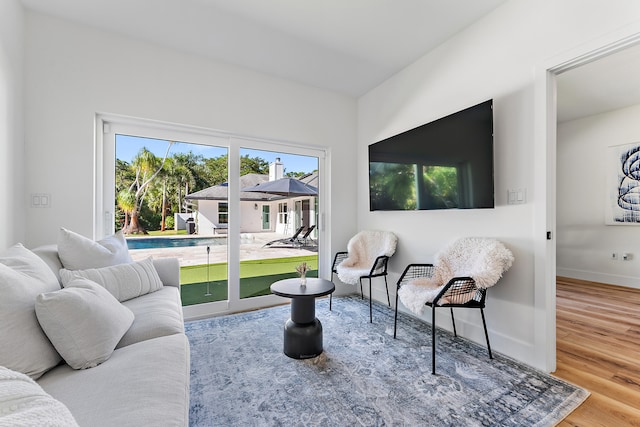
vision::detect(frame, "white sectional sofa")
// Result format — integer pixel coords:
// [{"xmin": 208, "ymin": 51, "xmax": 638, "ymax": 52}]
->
[{"xmin": 0, "ymin": 230, "xmax": 190, "ymax": 426}]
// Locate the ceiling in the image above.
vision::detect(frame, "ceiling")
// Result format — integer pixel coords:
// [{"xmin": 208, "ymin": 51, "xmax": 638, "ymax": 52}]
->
[
  {"xmin": 20, "ymin": 0, "xmax": 507, "ymax": 96},
  {"xmin": 557, "ymin": 44, "xmax": 640, "ymax": 122},
  {"xmin": 19, "ymin": 0, "xmax": 640, "ymax": 119}
]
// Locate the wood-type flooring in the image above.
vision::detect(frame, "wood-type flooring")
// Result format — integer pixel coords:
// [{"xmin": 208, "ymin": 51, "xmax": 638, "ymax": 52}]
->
[{"xmin": 554, "ymin": 277, "xmax": 640, "ymax": 426}]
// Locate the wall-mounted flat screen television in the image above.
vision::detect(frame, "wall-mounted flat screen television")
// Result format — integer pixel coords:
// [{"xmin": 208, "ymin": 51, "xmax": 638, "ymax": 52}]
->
[{"xmin": 369, "ymin": 100, "xmax": 494, "ymax": 211}]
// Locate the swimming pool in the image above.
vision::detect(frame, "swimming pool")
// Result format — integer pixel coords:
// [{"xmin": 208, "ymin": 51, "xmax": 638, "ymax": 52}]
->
[{"xmin": 126, "ymin": 237, "xmax": 226, "ymax": 250}]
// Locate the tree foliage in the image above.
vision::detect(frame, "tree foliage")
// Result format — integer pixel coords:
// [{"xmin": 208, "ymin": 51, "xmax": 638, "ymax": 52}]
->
[{"xmin": 115, "ymin": 146, "xmax": 272, "ymax": 233}]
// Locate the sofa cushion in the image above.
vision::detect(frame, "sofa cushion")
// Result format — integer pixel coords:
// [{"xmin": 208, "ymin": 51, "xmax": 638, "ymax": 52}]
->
[
  {"xmin": 0, "ymin": 366, "xmax": 79, "ymax": 427},
  {"xmin": 0, "ymin": 244, "xmax": 62, "ymax": 379},
  {"xmin": 58, "ymin": 228, "xmax": 132, "ymax": 270},
  {"xmin": 60, "ymin": 257, "xmax": 163, "ymax": 302},
  {"xmin": 118, "ymin": 286, "xmax": 184, "ymax": 348},
  {"xmin": 38, "ymin": 334, "xmax": 190, "ymax": 427},
  {"xmin": 35, "ymin": 278, "xmax": 135, "ymax": 370}
]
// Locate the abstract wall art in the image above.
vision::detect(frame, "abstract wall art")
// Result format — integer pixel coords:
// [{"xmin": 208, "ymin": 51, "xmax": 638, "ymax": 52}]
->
[{"xmin": 606, "ymin": 142, "xmax": 640, "ymax": 224}]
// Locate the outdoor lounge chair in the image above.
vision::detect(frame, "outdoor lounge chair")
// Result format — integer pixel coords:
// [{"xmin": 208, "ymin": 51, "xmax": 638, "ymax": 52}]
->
[
  {"xmin": 263, "ymin": 226, "xmax": 305, "ymax": 248},
  {"xmin": 295, "ymin": 225, "xmax": 316, "ymax": 246},
  {"xmin": 393, "ymin": 237, "xmax": 514, "ymax": 374}
]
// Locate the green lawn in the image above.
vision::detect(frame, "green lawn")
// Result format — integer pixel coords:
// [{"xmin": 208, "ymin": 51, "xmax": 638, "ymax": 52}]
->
[{"xmin": 180, "ymin": 255, "xmax": 318, "ymax": 306}]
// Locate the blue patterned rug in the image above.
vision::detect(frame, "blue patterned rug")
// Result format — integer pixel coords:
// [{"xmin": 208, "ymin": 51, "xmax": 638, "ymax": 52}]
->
[{"xmin": 185, "ymin": 296, "xmax": 587, "ymax": 426}]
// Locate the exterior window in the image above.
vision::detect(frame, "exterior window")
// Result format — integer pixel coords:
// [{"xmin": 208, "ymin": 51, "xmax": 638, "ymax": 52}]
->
[
  {"xmin": 278, "ymin": 203, "xmax": 288, "ymax": 224},
  {"xmin": 218, "ymin": 202, "xmax": 228, "ymax": 224}
]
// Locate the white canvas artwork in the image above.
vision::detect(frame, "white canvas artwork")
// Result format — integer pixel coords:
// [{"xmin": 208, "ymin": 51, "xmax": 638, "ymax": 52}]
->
[{"xmin": 606, "ymin": 142, "xmax": 640, "ymax": 225}]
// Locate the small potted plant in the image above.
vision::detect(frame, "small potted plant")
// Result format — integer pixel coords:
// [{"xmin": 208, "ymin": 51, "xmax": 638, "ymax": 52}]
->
[{"xmin": 296, "ymin": 262, "xmax": 308, "ymax": 286}]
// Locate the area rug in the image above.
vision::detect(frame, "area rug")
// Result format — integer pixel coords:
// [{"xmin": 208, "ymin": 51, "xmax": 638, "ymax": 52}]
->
[{"xmin": 185, "ymin": 296, "xmax": 588, "ymax": 426}]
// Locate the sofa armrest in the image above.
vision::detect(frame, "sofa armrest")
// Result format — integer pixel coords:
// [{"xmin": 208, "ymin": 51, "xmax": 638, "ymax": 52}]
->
[{"xmin": 152, "ymin": 258, "xmax": 180, "ymax": 288}]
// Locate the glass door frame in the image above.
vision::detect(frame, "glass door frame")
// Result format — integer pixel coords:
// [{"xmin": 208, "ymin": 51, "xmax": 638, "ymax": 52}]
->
[
  {"xmin": 95, "ymin": 114, "xmax": 329, "ymax": 319},
  {"xmin": 261, "ymin": 205, "xmax": 270, "ymax": 230}
]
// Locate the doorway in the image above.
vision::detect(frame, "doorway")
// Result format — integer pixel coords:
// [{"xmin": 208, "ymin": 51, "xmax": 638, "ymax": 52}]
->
[{"xmin": 540, "ymin": 33, "xmax": 640, "ymax": 373}]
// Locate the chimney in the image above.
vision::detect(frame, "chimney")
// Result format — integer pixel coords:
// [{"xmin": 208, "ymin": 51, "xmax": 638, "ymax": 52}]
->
[{"xmin": 269, "ymin": 157, "xmax": 284, "ymax": 181}]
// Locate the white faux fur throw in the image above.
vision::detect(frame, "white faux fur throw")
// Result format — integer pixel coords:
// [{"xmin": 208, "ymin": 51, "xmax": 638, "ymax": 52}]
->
[
  {"xmin": 336, "ymin": 230, "xmax": 397, "ymax": 285},
  {"xmin": 0, "ymin": 366, "xmax": 79, "ymax": 426},
  {"xmin": 398, "ymin": 237, "xmax": 514, "ymax": 315}
]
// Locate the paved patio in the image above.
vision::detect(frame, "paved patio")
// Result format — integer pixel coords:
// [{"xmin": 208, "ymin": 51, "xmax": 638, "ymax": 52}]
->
[{"xmin": 128, "ymin": 232, "xmax": 317, "ymax": 267}]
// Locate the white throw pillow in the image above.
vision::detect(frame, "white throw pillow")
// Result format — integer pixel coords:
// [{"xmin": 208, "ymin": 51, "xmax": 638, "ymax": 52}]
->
[
  {"xmin": 58, "ymin": 228, "xmax": 133, "ymax": 270},
  {"xmin": 59, "ymin": 257, "xmax": 164, "ymax": 302},
  {"xmin": 0, "ymin": 244, "xmax": 62, "ymax": 379},
  {"xmin": 35, "ymin": 278, "xmax": 135, "ymax": 370}
]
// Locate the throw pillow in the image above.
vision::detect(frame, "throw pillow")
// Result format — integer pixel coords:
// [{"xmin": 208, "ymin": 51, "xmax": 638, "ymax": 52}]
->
[
  {"xmin": 57, "ymin": 228, "xmax": 133, "ymax": 270},
  {"xmin": 0, "ymin": 366, "xmax": 79, "ymax": 426},
  {"xmin": 59, "ymin": 257, "xmax": 164, "ymax": 302},
  {"xmin": 35, "ymin": 278, "xmax": 135, "ymax": 370},
  {"xmin": 0, "ymin": 244, "xmax": 62, "ymax": 379}
]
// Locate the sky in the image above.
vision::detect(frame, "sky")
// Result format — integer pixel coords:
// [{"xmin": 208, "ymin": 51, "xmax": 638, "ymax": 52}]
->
[{"xmin": 115, "ymin": 134, "xmax": 318, "ymax": 174}]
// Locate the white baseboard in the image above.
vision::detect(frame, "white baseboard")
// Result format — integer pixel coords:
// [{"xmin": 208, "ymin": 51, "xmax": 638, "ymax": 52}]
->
[
  {"xmin": 557, "ymin": 268, "xmax": 640, "ymax": 290},
  {"xmin": 369, "ymin": 288, "xmax": 542, "ymax": 371}
]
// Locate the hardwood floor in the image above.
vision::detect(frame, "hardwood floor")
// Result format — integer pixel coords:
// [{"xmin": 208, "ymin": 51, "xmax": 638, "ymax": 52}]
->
[{"xmin": 554, "ymin": 277, "xmax": 640, "ymax": 426}]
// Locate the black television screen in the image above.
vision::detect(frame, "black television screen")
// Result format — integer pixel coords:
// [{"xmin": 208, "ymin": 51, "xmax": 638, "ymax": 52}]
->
[{"xmin": 369, "ymin": 100, "xmax": 494, "ymax": 211}]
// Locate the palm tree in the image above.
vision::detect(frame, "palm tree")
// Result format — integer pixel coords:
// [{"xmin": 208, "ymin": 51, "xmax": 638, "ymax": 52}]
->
[
  {"xmin": 116, "ymin": 189, "xmax": 136, "ymax": 230},
  {"xmin": 169, "ymin": 157, "xmax": 196, "ymax": 214},
  {"xmin": 124, "ymin": 143, "xmax": 174, "ymax": 234}
]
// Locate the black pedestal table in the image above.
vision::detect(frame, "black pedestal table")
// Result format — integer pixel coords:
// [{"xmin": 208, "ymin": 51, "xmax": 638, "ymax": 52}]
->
[{"xmin": 270, "ymin": 278, "xmax": 335, "ymax": 359}]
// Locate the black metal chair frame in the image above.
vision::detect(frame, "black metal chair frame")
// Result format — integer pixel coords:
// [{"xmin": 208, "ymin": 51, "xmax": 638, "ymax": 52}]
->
[
  {"xmin": 393, "ymin": 263, "xmax": 493, "ymax": 374},
  {"xmin": 331, "ymin": 252, "xmax": 391, "ymax": 323}
]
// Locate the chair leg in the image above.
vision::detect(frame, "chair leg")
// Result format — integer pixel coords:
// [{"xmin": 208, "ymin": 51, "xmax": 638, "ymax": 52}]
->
[
  {"xmin": 480, "ymin": 308, "xmax": 493, "ymax": 359},
  {"xmin": 369, "ymin": 278, "xmax": 373, "ymax": 323},
  {"xmin": 384, "ymin": 276, "xmax": 391, "ymax": 307},
  {"xmin": 393, "ymin": 291, "xmax": 399, "ymax": 338},
  {"xmin": 330, "ymin": 273, "xmax": 334, "ymax": 311},
  {"xmin": 432, "ymin": 306, "xmax": 437, "ymax": 375},
  {"xmin": 450, "ymin": 307, "xmax": 457, "ymax": 337},
  {"xmin": 359, "ymin": 278, "xmax": 364, "ymax": 299}
]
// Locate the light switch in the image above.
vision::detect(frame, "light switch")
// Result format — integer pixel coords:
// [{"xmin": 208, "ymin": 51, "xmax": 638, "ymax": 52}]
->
[
  {"xmin": 507, "ymin": 188, "xmax": 526, "ymax": 205},
  {"xmin": 31, "ymin": 193, "xmax": 52, "ymax": 208}
]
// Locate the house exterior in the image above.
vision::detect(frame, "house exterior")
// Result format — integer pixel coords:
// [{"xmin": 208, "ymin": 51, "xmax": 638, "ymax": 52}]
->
[{"xmin": 184, "ymin": 161, "xmax": 318, "ymax": 236}]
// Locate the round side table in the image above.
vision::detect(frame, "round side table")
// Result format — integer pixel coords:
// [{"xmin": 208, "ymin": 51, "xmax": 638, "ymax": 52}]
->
[{"xmin": 270, "ymin": 278, "xmax": 335, "ymax": 359}]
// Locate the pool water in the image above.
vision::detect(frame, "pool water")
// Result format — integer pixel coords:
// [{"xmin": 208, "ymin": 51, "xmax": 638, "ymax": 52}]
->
[{"xmin": 126, "ymin": 237, "xmax": 226, "ymax": 250}]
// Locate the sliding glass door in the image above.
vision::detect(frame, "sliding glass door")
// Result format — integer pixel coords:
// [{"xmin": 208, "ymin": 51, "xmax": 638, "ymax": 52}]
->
[
  {"xmin": 238, "ymin": 148, "xmax": 319, "ymax": 301},
  {"xmin": 98, "ymin": 117, "xmax": 326, "ymax": 317}
]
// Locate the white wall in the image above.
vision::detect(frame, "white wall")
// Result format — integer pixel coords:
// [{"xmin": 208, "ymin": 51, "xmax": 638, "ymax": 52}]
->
[
  {"xmin": 557, "ymin": 104, "xmax": 640, "ymax": 288},
  {"xmin": 358, "ymin": 0, "xmax": 640, "ymax": 369},
  {"xmin": 23, "ymin": 12, "xmax": 357, "ymax": 261},
  {"xmin": 0, "ymin": 0, "xmax": 25, "ymax": 248}
]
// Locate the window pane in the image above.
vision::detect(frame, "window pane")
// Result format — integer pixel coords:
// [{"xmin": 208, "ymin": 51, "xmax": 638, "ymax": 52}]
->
[
  {"xmin": 238, "ymin": 148, "xmax": 319, "ymax": 299},
  {"xmin": 115, "ymin": 134, "xmax": 229, "ymax": 306}
]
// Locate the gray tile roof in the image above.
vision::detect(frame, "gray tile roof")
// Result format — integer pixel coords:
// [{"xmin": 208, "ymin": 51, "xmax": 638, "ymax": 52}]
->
[{"xmin": 185, "ymin": 173, "xmax": 285, "ymax": 201}]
